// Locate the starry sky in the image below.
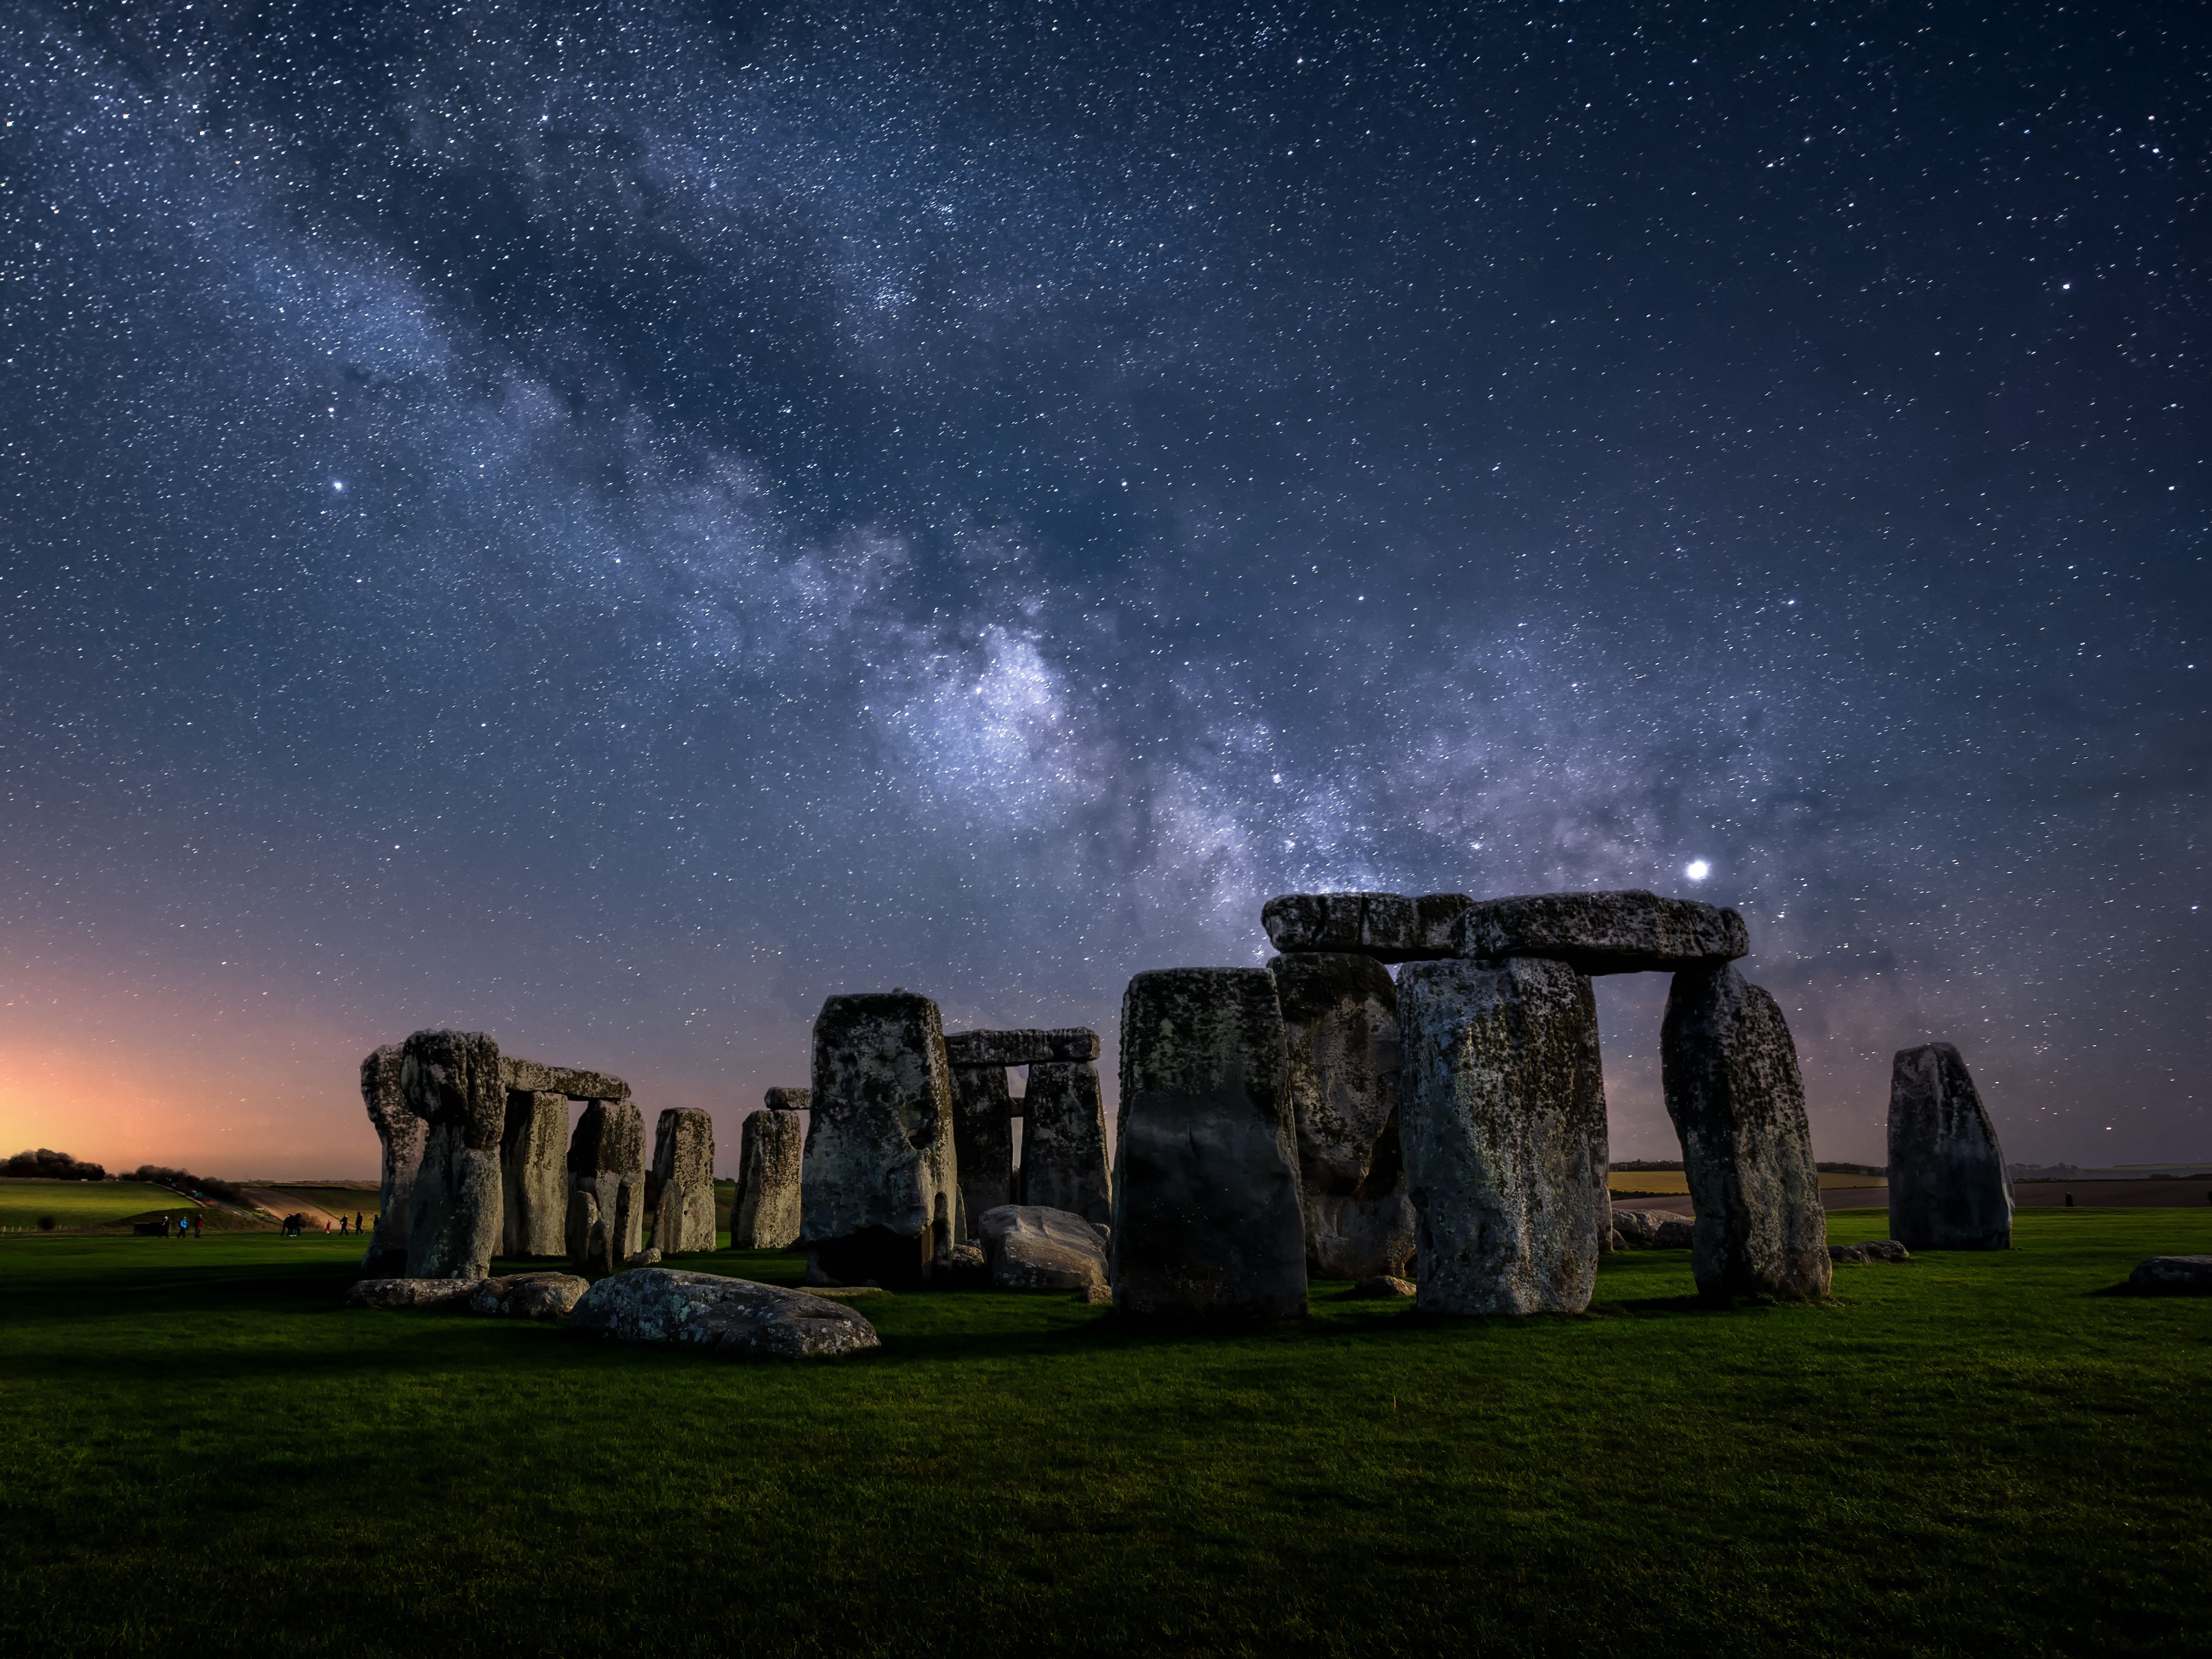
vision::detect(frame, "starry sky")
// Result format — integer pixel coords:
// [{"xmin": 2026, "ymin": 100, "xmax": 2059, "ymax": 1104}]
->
[{"xmin": 2, "ymin": 1, "xmax": 2205, "ymax": 1178}]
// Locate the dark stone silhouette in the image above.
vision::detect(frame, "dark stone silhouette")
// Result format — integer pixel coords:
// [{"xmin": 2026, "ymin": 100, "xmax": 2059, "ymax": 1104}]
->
[{"xmin": 1887, "ymin": 1043, "xmax": 2012, "ymax": 1251}]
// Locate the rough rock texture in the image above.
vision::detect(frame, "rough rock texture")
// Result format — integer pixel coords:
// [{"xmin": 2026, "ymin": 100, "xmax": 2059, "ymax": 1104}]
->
[
  {"xmin": 800, "ymin": 991, "xmax": 960, "ymax": 1289},
  {"xmin": 500, "ymin": 1091, "xmax": 570, "ymax": 1258},
  {"xmin": 466, "ymin": 1272, "xmax": 589, "ymax": 1317},
  {"xmin": 359, "ymin": 1043, "xmax": 421, "ymax": 1274},
  {"xmin": 624, "ymin": 1247, "xmax": 662, "ymax": 1269},
  {"xmin": 651, "ymin": 1108, "xmax": 718, "ymax": 1255},
  {"xmin": 1455, "ymin": 891, "xmax": 1750, "ymax": 975},
  {"xmin": 345, "ymin": 1277, "xmax": 477, "ymax": 1309},
  {"xmin": 978, "ymin": 1204, "xmax": 1109, "ymax": 1291},
  {"xmin": 1661, "ymin": 963, "xmax": 1832, "ymax": 1301},
  {"xmin": 1020, "ymin": 1061, "xmax": 1113, "ymax": 1227},
  {"xmin": 502, "ymin": 1057, "xmax": 630, "ymax": 1101},
  {"xmin": 1396, "ymin": 957, "xmax": 1610, "ymax": 1316},
  {"xmin": 1111, "ymin": 968, "xmax": 1306, "ymax": 1325},
  {"xmin": 731, "ymin": 1106, "xmax": 804, "ymax": 1250},
  {"xmin": 567, "ymin": 1099, "xmax": 648, "ymax": 1265},
  {"xmin": 943, "ymin": 1028, "xmax": 1103, "ymax": 1066},
  {"xmin": 1610, "ymin": 1209, "xmax": 1681, "ymax": 1247},
  {"xmin": 400, "ymin": 1029, "xmax": 509, "ymax": 1281},
  {"xmin": 1347, "ymin": 1274, "xmax": 1416, "ymax": 1299},
  {"xmin": 1654, "ymin": 1216, "xmax": 1697, "ymax": 1249},
  {"xmin": 570, "ymin": 1268, "xmax": 881, "ymax": 1357},
  {"xmin": 1830, "ymin": 1241, "xmax": 1912, "ymax": 1265},
  {"xmin": 1887, "ymin": 1043, "xmax": 2013, "ymax": 1251},
  {"xmin": 763, "ymin": 1086, "xmax": 811, "ymax": 1112},
  {"xmin": 1260, "ymin": 892, "xmax": 1472, "ymax": 963},
  {"xmin": 2127, "ymin": 1256, "xmax": 2212, "ymax": 1294},
  {"xmin": 567, "ymin": 1187, "xmax": 600, "ymax": 1272},
  {"xmin": 950, "ymin": 1063, "xmax": 1016, "ymax": 1239},
  {"xmin": 1270, "ymin": 952, "xmax": 1416, "ymax": 1280}
]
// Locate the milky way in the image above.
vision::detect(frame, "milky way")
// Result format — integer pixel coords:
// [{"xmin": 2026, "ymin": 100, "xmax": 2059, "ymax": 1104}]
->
[{"xmin": 2, "ymin": 2, "xmax": 2204, "ymax": 1172}]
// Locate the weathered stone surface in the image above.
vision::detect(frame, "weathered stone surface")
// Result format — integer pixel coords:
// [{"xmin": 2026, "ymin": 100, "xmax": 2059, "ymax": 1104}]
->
[
  {"xmin": 1260, "ymin": 893, "xmax": 1471, "ymax": 963},
  {"xmin": 1887, "ymin": 1043, "xmax": 2013, "ymax": 1251},
  {"xmin": 567, "ymin": 1187, "xmax": 600, "ymax": 1272},
  {"xmin": 500, "ymin": 1091, "xmax": 570, "ymax": 1258},
  {"xmin": 1455, "ymin": 891, "xmax": 1749, "ymax": 975},
  {"xmin": 1610, "ymin": 1208, "xmax": 1684, "ymax": 1247},
  {"xmin": 731, "ymin": 1106, "xmax": 804, "ymax": 1250},
  {"xmin": 466, "ymin": 1271, "xmax": 589, "ymax": 1317},
  {"xmin": 345, "ymin": 1276, "xmax": 477, "ymax": 1309},
  {"xmin": 1077, "ymin": 1282, "xmax": 1113, "ymax": 1305},
  {"xmin": 1830, "ymin": 1241, "xmax": 1912, "ymax": 1265},
  {"xmin": 360, "ymin": 1043, "xmax": 421, "ymax": 1274},
  {"xmin": 585, "ymin": 1217, "xmax": 617, "ymax": 1277},
  {"xmin": 978, "ymin": 1204, "xmax": 1108, "ymax": 1291},
  {"xmin": 1654, "ymin": 1216, "xmax": 1696, "ymax": 1249},
  {"xmin": 1661, "ymin": 963, "xmax": 1831, "ymax": 1301},
  {"xmin": 569, "ymin": 1268, "xmax": 881, "ymax": 1357},
  {"xmin": 502, "ymin": 1057, "xmax": 631, "ymax": 1101},
  {"xmin": 1020, "ymin": 1061, "xmax": 1113, "ymax": 1227},
  {"xmin": 951, "ymin": 1063, "xmax": 1016, "ymax": 1239},
  {"xmin": 624, "ymin": 1247, "xmax": 662, "ymax": 1269},
  {"xmin": 763, "ymin": 1086, "xmax": 811, "ymax": 1112},
  {"xmin": 400, "ymin": 1030, "xmax": 508, "ymax": 1281},
  {"xmin": 651, "ymin": 1108, "xmax": 717, "ymax": 1255},
  {"xmin": 1346, "ymin": 1274, "xmax": 1416, "ymax": 1299},
  {"xmin": 567, "ymin": 1099, "xmax": 648, "ymax": 1265},
  {"xmin": 943, "ymin": 1028, "xmax": 1102, "ymax": 1066},
  {"xmin": 800, "ymin": 992, "xmax": 959, "ymax": 1289},
  {"xmin": 2127, "ymin": 1256, "xmax": 2212, "ymax": 1294},
  {"xmin": 1396, "ymin": 957, "xmax": 1609, "ymax": 1316},
  {"xmin": 1270, "ymin": 953, "xmax": 1415, "ymax": 1280},
  {"xmin": 1111, "ymin": 968, "xmax": 1306, "ymax": 1325}
]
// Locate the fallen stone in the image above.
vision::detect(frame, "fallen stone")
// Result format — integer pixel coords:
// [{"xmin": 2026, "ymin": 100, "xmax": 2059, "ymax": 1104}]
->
[
  {"xmin": 345, "ymin": 1276, "xmax": 477, "ymax": 1310},
  {"xmin": 400, "ymin": 1029, "xmax": 509, "ymax": 1281},
  {"xmin": 359, "ymin": 1043, "xmax": 421, "ymax": 1275},
  {"xmin": 466, "ymin": 1272, "xmax": 589, "ymax": 1318},
  {"xmin": 1887, "ymin": 1043, "xmax": 2013, "ymax": 1251},
  {"xmin": 2127, "ymin": 1256, "xmax": 2212, "ymax": 1295},
  {"xmin": 1020, "ymin": 1061, "xmax": 1113, "ymax": 1227},
  {"xmin": 978, "ymin": 1204, "xmax": 1108, "ymax": 1291},
  {"xmin": 1661, "ymin": 963, "xmax": 1831, "ymax": 1301},
  {"xmin": 568, "ymin": 1268, "xmax": 881, "ymax": 1358},
  {"xmin": 502, "ymin": 1057, "xmax": 631, "ymax": 1101},
  {"xmin": 1271, "ymin": 952, "xmax": 1416, "ymax": 1281},
  {"xmin": 1611, "ymin": 1209, "xmax": 1678, "ymax": 1247},
  {"xmin": 500, "ymin": 1090, "xmax": 570, "ymax": 1258},
  {"xmin": 1455, "ymin": 891, "xmax": 1750, "ymax": 975},
  {"xmin": 624, "ymin": 1248, "xmax": 662, "ymax": 1269},
  {"xmin": 1260, "ymin": 892, "xmax": 1471, "ymax": 963},
  {"xmin": 731, "ymin": 1104, "xmax": 804, "ymax": 1250},
  {"xmin": 1829, "ymin": 1240, "xmax": 1912, "ymax": 1265},
  {"xmin": 1111, "ymin": 967, "xmax": 1306, "ymax": 1325},
  {"xmin": 568, "ymin": 1099, "xmax": 648, "ymax": 1265},
  {"xmin": 943, "ymin": 1028, "xmax": 1102, "ymax": 1066},
  {"xmin": 951, "ymin": 1061, "xmax": 1016, "ymax": 1238},
  {"xmin": 651, "ymin": 1107, "xmax": 717, "ymax": 1255},
  {"xmin": 1347, "ymin": 1275, "xmax": 1416, "ymax": 1299},
  {"xmin": 800, "ymin": 991, "xmax": 960, "ymax": 1289},
  {"xmin": 1654, "ymin": 1216, "xmax": 1696, "ymax": 1249},
  {"xmin": 1397, "ymin": 957, "xmax": 1610, "ymax": 1316},
  {"xmin": 1077, "ymin": 1283, "xmax": 1113, "ymax": 1305}
]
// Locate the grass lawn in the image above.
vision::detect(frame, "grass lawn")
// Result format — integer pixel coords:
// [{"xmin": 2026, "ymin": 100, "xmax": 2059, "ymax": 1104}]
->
[
  {"xmin": 1610, "ymin": 1170, "xmax": 1882, "ymax": 1195},
  {"xmin": 0, "ymin": 1179, "xmax": 202, "ymax": 1231},
  {"xmin": 2, "ymin": 1210, "xmax": 2208, "ymax": 1658},
  {"xmin": 267, "ymin": 1185, "xmax": 384, "ymax": 1220}
]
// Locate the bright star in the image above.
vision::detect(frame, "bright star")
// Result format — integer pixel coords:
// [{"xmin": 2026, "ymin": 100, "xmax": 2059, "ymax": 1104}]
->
[{"xmin": 1685, "ymin": 859, "xmax": 1711, "ymax": 882}]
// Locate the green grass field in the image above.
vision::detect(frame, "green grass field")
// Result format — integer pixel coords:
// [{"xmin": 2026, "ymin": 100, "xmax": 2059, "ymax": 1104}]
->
[
  {"xmin": 1609, "ymin": 1170, "xmax": 1882, "ymax": 1195},
  {"xmin": 3, "ymin": 1209, "xmax": 2208, "ymax": 1657},
  {"xmin": 0, "ymin": 1179, "xmax": 202, "ymax": 1230},
  {"xmin": 265, "ymin": 1185, "xmax": 383, "ymax": 1221}
]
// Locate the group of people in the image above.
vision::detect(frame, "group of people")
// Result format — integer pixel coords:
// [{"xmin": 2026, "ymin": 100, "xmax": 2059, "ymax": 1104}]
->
[{"xmin": 282, "ymin": 1210, "xmax": 373, "ymax": 1237}]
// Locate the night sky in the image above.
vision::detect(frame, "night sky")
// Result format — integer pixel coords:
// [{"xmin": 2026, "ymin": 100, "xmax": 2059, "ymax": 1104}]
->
[{"xmin": 3, "ymin": 1, "xmax": 2205, "ymax": 1177}]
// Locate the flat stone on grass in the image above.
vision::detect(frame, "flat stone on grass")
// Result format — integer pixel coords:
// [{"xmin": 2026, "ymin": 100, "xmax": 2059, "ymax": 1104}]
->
[
  {"xmin": 569, "ymin": 1268, "xmax": 881, "ymax": 1357},
  {"xmin": 2127, "ymin": 1255, "xmax": 2212, "ymax": 1295}
]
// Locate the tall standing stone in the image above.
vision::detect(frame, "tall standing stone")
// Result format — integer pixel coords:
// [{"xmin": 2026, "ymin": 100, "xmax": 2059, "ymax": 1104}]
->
[
  {"xmin": 1021, "ymin": 1060, "xmax": 1112, "ymax": 1227},
  {"xmin": 800, "ymin": 992, "xmax": 959, "ymax": 1288},
  {"xmin": 1270, "ymin": 953, "xmax": 1416, "ymax": 1280},
  {"xmin": 1888, "ymin": 1043, "xmax": 2012, "ymax": 1251},
  {"xmin": 1111, "ymin": 968, "xmax": 1306, "ymax": 1326},
  {"xmin": 731, "ymin": 1094, "xmax": 805, "ymax": 1250},
  {"xmin": 360, "ymin": 1043, "xmax": 422, "ymax": 1274},
  {"xmin": 1396, "ymin": 957, "xmax": 1609, "ymax": 1315},
  {"xmin": 949, "ymin": 1063, "xmax": 1016, "ymax": 1239},
  {"xmin": 500, "ymin": 1090, "xmax": 570, "ymax": 1258},
  {"xmin": 651, "ymin": 1107, "xmax": 718, "ymax": 1255},
  {"xmin": 400, "ymin": 1029, "xmax": 507, "ymax": 1281},
  {"xmin": 568, "ymin": 1099, "xmax": 648, "ymax": 1266},
  {"xmin": 1660, "ymin": 963, "xmax": 1831, "ymax": 1301}
]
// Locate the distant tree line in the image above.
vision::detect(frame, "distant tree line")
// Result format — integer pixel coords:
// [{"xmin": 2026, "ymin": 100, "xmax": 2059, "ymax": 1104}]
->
[
  {"xmin": 5, "ymin": 1148, "xmax": 106, "ymax": 1180},
  {"xmin": 130, "ymin": 1164, "xmax": 250, "ymax": 1206}
]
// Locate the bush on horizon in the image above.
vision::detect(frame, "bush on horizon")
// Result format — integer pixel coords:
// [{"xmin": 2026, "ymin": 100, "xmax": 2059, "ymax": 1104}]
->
[{"xmin": 5, "ymin": 1148, "xmax": 107, "ymax": 1181}]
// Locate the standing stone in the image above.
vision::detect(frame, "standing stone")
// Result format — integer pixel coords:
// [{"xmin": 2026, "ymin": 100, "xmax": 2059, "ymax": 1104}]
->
[
  {"xmin": 1111, "ymin": 968, "xmax": 1306, "ymax": 1326},
  {"xmin": 1887, "ymin": 1043, "xmax": 2012, "ymax": 1251},
  {"xmin": 950, "ymin": 1063, "xmax": 1016, "ymax": 1239},
  {"xmin": 1661, "ymin": 963, "xmax": 1831, "ymax": 1301},
  {"xmin": 799, "ymin": 991, "xmax": 959, "ymax": 1288},
  {"xmin": 651, "ymin": 1107, "xmax": 718, "ymax": 1256},
  {"xmin": 1269, "ymin": 953, "xmax": 1416, "ymax": 1280},
  {"xmin": 1396, "ymin": 957, "xmax": 1609, "ymax": 1316},
  {"xmin": 400, "ymin": 1029, "xmax": 507, "ymax": 1281},
  {"xmin": 360, "ymin": 1043, "xmax": 422, "ymax": 1274},
  {"xmin": 731, "ymin": 1101, "xmax": 805, "ymax": 1250},
  {"xmin": 500, "ymin": 1090, "xmax": 570, "ymax": 1258},
  {"xmin": 567, "ymin": 1187, "xmax": 600, "ymax": 1273},
  {"xmin": 567, "ymin": 1099, "xmax": 648, "ymax": 1265},
  {"xmin": 1020, "ymin": 1060, "xmax": 1112, "ymax": 1227}
]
